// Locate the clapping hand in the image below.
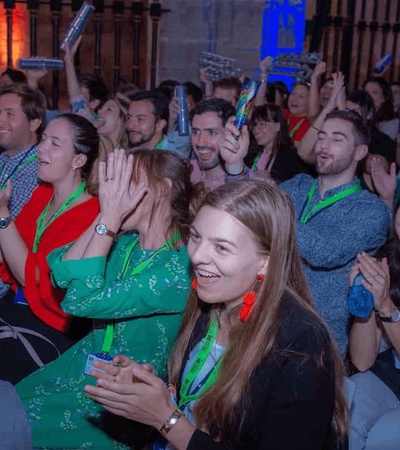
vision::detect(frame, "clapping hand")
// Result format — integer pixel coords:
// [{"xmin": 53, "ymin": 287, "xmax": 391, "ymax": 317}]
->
[
  {"xmin": 355, "ymin": 253, "xmax": 393, "ymax": 316},
  {"xmin": 370, "ymin": 156, "xmax": 397, "ymax": 207},
  {"xmin": 84, "ymin": 356, "xmax": 174, "ymax": 429},
  {"xmin": 98, "ymin": 148, "xmax": 148, "ymax": 232}
]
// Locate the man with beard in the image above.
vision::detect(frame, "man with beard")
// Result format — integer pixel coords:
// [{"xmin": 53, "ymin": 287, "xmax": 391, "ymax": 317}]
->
[
  {"xmin": 281, "ymin": 109, "xmax": 390, "ymax": 356},
  {"xmin": 190, "ymin": 98, "xmax": 250, "ymax": 190},
  {"xmin": 126, "ymin": 90, "xmax": 169, "ymax": 149}
]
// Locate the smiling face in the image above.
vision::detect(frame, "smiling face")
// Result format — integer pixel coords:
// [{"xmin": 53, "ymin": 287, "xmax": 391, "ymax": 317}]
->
[
  {"xmin": 191, "ymin": 112, "xmax": 225, "ymax": 171},
  {"xmin": 97, "ymin": 99, "xmax": 125, "ymax": 143},
  {"xmin": 188, "ymin": 205, "xmax": 268, "ymax": 310},
  {"xmin": 288, "ymin": 84, "xmax": 309, "ymax": 116},
  {"xmin": 0, "ymin": 93, "xmax": 38, "ymax": 154},
  {"xmin": 37, "ymin": 118, "xmax": 85, "ymax": 183},
  {"xmin": 126, "ymin": 100, "xmax": 163, "ymax": 149},
  {"xmin": 320, "ymin": 79, "xmax": 334, "ymax": 107},
  {"xmin": 364, "ymin": 81, "xmax": 385, "ymax": 111},
  {"xmin": 251, "ymin": 119, "xmax": 280, "ymax": 148}
]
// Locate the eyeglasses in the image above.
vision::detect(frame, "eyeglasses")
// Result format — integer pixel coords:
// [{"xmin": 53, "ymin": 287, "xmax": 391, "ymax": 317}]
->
[{"xmin": 250, "ymin": 120, "xmax": 277, "ymax": 131}]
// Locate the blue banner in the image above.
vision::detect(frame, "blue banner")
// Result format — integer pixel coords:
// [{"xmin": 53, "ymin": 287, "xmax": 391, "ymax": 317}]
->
[{"xmin": 261, "ymin": 0, "xmax": 307, "ymax": 90}]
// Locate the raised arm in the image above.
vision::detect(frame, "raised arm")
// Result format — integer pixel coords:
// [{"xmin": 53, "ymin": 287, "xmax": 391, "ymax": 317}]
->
[
  {"xmin": 254, "ymin": 56, "xmax": 272, "ymax": 107},
  {"xmin": 63, "ymin": 149, "xmax": 147, "ymax": 261},
  {"xmin": 308, "ymin": 61, "xmax": 326, "ymax": 122},
  {"xmin": 370, "ymin": 157, "xmax": 397, "ymax": 210},
  {"xmin": 219, "ymin": 118, "xmax": 250, "ymax": 180},
  {"xmin": 297, "ymin": 72, "xmax": 345, "ymax": 165}
]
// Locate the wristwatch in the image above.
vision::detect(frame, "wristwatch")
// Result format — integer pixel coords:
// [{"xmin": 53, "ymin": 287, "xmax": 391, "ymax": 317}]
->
[
  {"xmin": 95, "ymin": 223, "xmax": 116, "ymax": 238},
  {"xmin": 378, "ymin": 307, "xmax": 400, "ymax": 323},
  {"xmin": 0, "ymin": 216, "xmax": 11, "ymax": 229}
]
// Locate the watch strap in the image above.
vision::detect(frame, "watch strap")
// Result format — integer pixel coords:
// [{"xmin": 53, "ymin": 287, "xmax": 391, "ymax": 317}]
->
[
  {"xmin": 95, "ymin": 223, "xmax": 116, "ymax": 238},
  {"xmin": 377, "ymin": 307, "xmax": 400, "ymax": 323},
  {"xmin": 159, "ymin": 408, "xmax": 184, "ymax": 437}
]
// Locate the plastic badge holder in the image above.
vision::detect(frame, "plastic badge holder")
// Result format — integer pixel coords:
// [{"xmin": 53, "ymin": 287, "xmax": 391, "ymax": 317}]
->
[
  {"xmin": 347, "ymin": 273, "xmax": 374, "ymax": 318},
  {"xmin": 60, "ymin": 2, "xmax": 95, "ymax": 52},
  {"xmin": 18, "ymin": 58, "xmax": 64, "ymax": 71},
  {"xmin": 175, "ymin": 85, "xmax": 189, "ymax": 136}
]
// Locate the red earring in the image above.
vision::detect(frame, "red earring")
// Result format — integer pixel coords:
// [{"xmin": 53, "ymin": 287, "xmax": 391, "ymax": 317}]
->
[
  {"xmin": 191, "ymin": 278, "xmax": 198, "ymax": 290},
  {"xmin": 239, "ymin": 274, "xmax": 265, "ymax": 322}
]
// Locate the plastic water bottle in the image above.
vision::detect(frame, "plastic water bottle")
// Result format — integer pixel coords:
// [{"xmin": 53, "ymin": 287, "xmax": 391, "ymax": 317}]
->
[
  {"xmin": 175, "ymin": 85, "xmax": 189, "ymax": 136},
  {"xmin": 347, "ymin": 273, "xmax": 374, "ymax": 318}
]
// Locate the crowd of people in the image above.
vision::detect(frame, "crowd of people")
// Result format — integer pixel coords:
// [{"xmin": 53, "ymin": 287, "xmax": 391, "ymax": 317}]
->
[{"xmin": 0, "ymin": 43, "xmax": 399, "ymax": 450}]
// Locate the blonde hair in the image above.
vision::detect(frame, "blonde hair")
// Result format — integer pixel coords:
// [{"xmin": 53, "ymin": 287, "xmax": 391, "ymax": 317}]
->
[{"xmin": 168, "ymin": 180, "xmax": 348, "ymax": 440}]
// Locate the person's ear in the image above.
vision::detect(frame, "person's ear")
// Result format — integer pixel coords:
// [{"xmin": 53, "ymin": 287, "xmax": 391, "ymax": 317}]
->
[
  {"xmin": 72, "ymin": 153, "xmax": 88, "ymax": 171},
  {"xmin": 30, "ymin": 118, "xmax": 41, "ymax": 133},
  {"xmin": 155, "ymin": 118, "xmax": 167, "ymax": 133},
  {"xmin": 355, "ymin": 144, "xmax": 368, "ymax": 162},
  {"xmin": 258, "ymin": 254, "xmax": 269, "ymax": 277}
]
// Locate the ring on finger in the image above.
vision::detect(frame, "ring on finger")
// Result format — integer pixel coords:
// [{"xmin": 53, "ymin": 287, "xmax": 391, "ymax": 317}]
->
[{"xmin": 373, "ymin": 271, "xmax": 380, "ymax": 277}]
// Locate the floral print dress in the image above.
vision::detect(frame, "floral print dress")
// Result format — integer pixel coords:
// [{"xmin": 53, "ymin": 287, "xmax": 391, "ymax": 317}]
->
[{"xmin": 16, "ymin": 232, "xmax": 191, "ymax": 449}]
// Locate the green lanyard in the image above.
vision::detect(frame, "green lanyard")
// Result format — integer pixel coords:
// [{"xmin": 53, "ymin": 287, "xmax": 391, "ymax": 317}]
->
[
  {"xmin": 288, "ymin": 117, "xmax": 305, "ymax": 139},
  {"xmin": 0, "ymin": 153, "xmax": 37, "ymax": 190},
  {"xmin": 178, "ymin": 315, "xmax": 223, "ymax": 409},
  {"xmin": 155, "ymin": 140, "xmax": 163, "ymax": 150},
  {"xmin": 100, "ymin": 230, "xmax": 181, "ymax": 354},
  {"xmin": 32, "ymin": 180, "xmax": 86, "ymax": 253},
  {"xmin": 300, "ymin": 180, "xmax": 361, "ymax": 224},
  {"xmin": 251, "ymin": 151, "xmax": 263, "ymax": 172}
]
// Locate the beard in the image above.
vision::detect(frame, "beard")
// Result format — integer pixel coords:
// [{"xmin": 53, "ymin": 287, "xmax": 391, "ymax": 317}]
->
[
  {"xmin": 195, "ymin": 147, "xmax": 220, "ymax": 171},
  {"xmin": 128, "ymin": 130, "xmax": 155, "ymax": 148},
  {"xmin": 316, "ymin": 153, "xmax": 353, "ymax": 176}
]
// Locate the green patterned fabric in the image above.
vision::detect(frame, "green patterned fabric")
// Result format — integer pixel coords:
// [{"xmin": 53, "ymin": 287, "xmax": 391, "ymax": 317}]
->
[{"xmin": 16, "ymin": 232, "xmax": 191, "ymax": 449}]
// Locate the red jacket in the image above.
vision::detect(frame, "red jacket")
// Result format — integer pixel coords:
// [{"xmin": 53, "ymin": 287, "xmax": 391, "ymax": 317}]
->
[{"xmin": 0, "ymin": 184, "xmax": 100, "ymax": 332}]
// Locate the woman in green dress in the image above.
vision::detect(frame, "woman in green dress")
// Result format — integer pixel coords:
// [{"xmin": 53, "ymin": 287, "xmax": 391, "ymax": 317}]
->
[{"xmin": 16, "ymin": 148, "xmax": 204, "ymax": 449}]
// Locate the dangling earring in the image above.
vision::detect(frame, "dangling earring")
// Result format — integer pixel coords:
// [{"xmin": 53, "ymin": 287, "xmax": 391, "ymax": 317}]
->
[
  {"xmin": 72, "ymin": 165, "xmax": 77, "ymax": 171},
  {"xmin": 191, "ymin": 278, "xmax": 198, "ymax": 290},
  {"xmin": 239, "ymin": 274, "xmax": 265, "ymax": 322}
]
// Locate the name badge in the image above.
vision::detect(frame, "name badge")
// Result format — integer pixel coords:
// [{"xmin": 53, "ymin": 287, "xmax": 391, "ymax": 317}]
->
[{"xmin": 84, "ymin": 352, "xmax": 112, "ymax": 376}]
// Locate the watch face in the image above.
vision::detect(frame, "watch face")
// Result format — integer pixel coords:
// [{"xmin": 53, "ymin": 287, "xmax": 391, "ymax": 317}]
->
[
  {"xmin": 392, "ymin": 309, "xmax": 400, "ymax": 322},
  {"xmin": 95, "ymin": 224, "xmax": 107, "ymax": 235},
  {"xmin": 0, "ymin": 217, "xmax": 9, "ymax": 229}
]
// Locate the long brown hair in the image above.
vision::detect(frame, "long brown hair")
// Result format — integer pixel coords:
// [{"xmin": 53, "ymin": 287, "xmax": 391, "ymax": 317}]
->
[
  {"xmin": 129, "ymin": 149, "xmax": 206, "ymax": 243},
  {"xmin": 168, "ymin": 180, "xmax": 347, "ymax": 440}
]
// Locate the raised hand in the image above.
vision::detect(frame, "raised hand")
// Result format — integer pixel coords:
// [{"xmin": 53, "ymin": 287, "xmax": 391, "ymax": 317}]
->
[
  {"xmin": 63, "ymin": 35, "xmax": 82, "ymax": 64},
  {"xmin": 371, "ymin": 157, "xmax": 397, "ymax": 208},
  {"xmin": 220, "ymin": 118, "xmax": 250, "ymax": 168},
  {"xmin": 326, "ymin": 72, "xmax": 345, "ymax": 111},
  {"xmin": 312, "ymin": 61, "xmax": 326, "ymax": 79},
  {"xmin": 98, "ymin": 148, "xmax": 148, "ymax": 231}
]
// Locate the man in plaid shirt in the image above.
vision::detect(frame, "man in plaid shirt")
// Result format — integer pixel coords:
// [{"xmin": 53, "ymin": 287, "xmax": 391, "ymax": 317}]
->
[{"xmin": 0, "ymin": 84, "xmax": 46, "ymax": 296}]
